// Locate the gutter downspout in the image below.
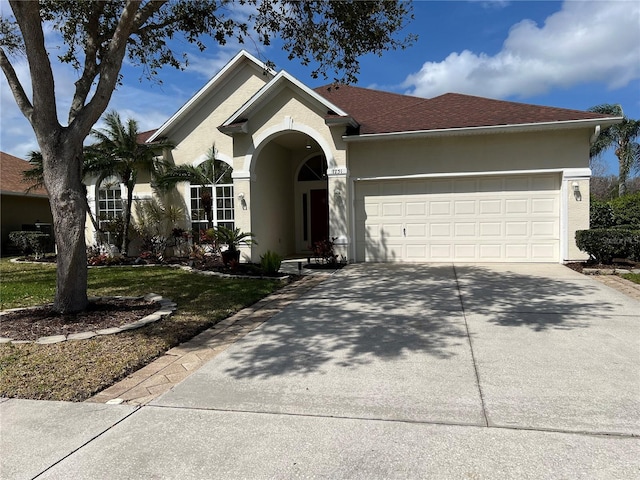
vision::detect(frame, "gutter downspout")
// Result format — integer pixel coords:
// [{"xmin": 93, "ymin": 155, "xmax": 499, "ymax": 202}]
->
[{"xmin": 590, "ymin": 125, "xmax": 601, "ymax": 144}]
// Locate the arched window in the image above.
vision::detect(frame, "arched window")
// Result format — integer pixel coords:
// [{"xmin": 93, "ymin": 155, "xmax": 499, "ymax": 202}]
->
[
  {"xmin": 190, "ymin": 159, "xmax": 235, "ymax": 233},
  {"xmin": 97, "ymin": 178, "xmax": 123, "ymax": 245},
  {"xmin": 298, "ymin": 155, "xmax": 327, "ymax": 181}
]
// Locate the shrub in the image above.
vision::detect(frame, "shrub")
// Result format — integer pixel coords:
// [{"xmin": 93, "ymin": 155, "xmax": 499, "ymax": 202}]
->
[
  {"xmin": 590, "ymin": 200, "xmax": 615, "ymax": 229},
  {"xmin": 260, "ymin": 250, "xmax": 282, "ymax": 275},
  {"xmin": 311, "ymin": 237, "xmax": 338, "ymax": 265},
  {"xmin": 575, "ymin": 228, "xmax": 640, "ymax": 264},
  {"xmin": 609, "ymin": 192, "xmax": 640, "ymax": 227},
  {"xmin": 9, "ymin": 231, "xmax": 51, "ymax": 258}
]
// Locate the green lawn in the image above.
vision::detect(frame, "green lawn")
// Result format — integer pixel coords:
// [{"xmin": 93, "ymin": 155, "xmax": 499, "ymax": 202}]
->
[
  {"xmin": 0, "ymin": 259, "xmax": 283, "ymax": 401},
  {"xmin": 621, "ymin": 273, "xmax": 640, "ymax": 285}
]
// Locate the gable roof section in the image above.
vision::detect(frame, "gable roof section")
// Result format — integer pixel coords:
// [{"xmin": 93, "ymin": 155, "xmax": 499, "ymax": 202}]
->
[
  {"xmin": 314, "ymin": 85, "xmax": 621, "ymax": 137},
  {"xmin": 1, "ymin": 151, "xmax": 48, "ymax": 197},
  {"xmin": 148, "ymin": 50, "xmax": 276, "ymax": 142},
  {"xmin": 220, "ymin": 70, "xmax": 357, "ymax": 133}
]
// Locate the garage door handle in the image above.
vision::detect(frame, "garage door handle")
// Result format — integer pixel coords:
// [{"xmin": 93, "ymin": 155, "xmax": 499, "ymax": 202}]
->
[{"xmin": 403, "ymin": 227, "xmax": 406, "ymax": 237}]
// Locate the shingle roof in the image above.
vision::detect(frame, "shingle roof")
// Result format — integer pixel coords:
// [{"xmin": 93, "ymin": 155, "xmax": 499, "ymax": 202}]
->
[
  {"xmin": 0, "ymin": 151, "xmax": 48, "ymax": 197},
  {"xmin": 137, "ymin": 129, "xmax": 158, "ymax": 144},
  {"xmin": 314, "ymin": 85, "xmax": 614, "ymax": 135}
]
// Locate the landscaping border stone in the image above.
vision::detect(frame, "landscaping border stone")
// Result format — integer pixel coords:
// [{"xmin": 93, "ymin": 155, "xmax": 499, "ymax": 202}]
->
[{"xmin": 0, "ymin": 294, "xmax": 175, "ymax": 345}]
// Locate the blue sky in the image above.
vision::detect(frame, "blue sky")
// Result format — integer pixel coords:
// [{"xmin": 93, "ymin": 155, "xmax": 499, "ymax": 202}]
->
[{"xmin": 1, "ymin": 0, "xmax": 639, "ymax": 175}]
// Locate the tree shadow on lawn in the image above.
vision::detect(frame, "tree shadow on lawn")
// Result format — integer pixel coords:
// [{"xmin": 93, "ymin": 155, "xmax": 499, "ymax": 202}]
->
[{"xmin": 221, "ymin": 263, "xmax": 619, "ymax": 380}]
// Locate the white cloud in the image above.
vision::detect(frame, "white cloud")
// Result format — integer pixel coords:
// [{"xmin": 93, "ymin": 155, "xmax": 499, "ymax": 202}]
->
[{"xmin": 402, "ymin": 1, "xmax": 640, "ymax": 99}]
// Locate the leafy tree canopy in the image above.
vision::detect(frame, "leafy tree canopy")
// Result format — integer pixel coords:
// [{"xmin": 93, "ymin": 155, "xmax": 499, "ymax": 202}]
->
[{"xmin": 0, "ymin": 0, "xmax": 416, "ymax": 313}]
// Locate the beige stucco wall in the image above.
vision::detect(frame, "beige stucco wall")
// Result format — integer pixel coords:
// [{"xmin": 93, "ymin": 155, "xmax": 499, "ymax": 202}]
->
[
  {"xmin": 565, "ymin": 177, "xmax": 590, "ymax": 261},
  {"xmin": 248, "ymin": 141, "xmax": 295, "ymax": 260},
  {"xmin": 348, "ymin": 129, "xmax": 590, "ymax": 178},
  {"xmin": 168, "ymin": 62, "xmax": 272, "ymax": 168}
]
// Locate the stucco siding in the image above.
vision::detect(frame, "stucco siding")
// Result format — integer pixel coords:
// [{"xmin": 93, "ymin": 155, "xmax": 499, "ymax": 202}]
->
[
  {"xmin": 169, "ymin": 63, "xmax": 271, "ymax": 167},
  {"xmin": 250, "ymin": 142, "xmax": 295, "ymax": 260},
  {"xmin": 348, "ymin": 130, "xmax": 590, "ymax": 179},
  {"xmin": 566, "ymin": 178, "xmax": 590, "ymax": 261}
]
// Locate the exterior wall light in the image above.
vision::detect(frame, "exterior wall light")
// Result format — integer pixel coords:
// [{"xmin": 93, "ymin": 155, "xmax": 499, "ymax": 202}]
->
[
  {"xmin": 572, "ymin": 182, "xmax": 582, "ymax": 201},
  {"xmin": 237, "ymin": 192, "xmax": 247, "ymax": 210}
]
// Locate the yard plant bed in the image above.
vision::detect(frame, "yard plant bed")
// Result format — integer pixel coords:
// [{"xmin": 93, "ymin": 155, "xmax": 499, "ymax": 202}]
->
[
  {"xmin": 0, "ymin": 259, "xmax": 283, "ymax": 401},
  {"xmin": 0, "ymin": 297, "xmax": 159, "ymax": 342},
  {"xmin": 565, "ymin": 259, "xmax": 639, "ymax": 274}
]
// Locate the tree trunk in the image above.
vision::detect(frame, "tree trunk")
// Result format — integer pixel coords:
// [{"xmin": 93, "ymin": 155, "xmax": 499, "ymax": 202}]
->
[
  {"xmin": 121, "ymin": 180, "xmax": 134, "ymax": 255},
  {"xmin": 42, "ymin": 140, "xmax": 88, "ymax": 313}
]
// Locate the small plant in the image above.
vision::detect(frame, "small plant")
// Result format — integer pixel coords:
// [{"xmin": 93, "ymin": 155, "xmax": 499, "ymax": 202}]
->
[
  {"xmin": 260, "ymin": 250, "xmax": 282, "ymax": 275},
  {"xmin": 311, "ymin": 237, "xmax": 338, "ymax": 265},
  {"xmin": 9, "ymin": 231, "xmax": 51, "ymax": 259},
  {"xmin": 215, "ymin": 226, "xmax": 257, "ymax": 265}
]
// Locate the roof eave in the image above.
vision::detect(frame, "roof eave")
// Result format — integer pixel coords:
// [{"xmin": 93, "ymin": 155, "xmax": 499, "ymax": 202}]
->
[
  {"xmin": 342, "ymin": 117, "xmax": 623, "ymax": 142},
  {"xmin": 1, "ymin": 190, "xmax": 49, "ymax": 198},
  {"xmin": 218, "ymin": 121, "xmax": 249, "ymax": 136},
  {"xmin": 325, "ymin": 116, "xmax": 359, "ymax": 129}
]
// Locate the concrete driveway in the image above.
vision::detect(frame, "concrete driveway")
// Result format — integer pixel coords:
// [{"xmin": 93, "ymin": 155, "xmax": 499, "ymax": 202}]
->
[{"xmin": 2, "ymin": 264, "xmax": 639, "ymax": 479}]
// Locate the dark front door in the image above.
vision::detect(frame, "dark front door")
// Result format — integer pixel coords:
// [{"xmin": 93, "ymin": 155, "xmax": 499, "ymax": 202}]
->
[{"xmin": 310, "ymin": 189, "xmax": 329, "ymax": 245}]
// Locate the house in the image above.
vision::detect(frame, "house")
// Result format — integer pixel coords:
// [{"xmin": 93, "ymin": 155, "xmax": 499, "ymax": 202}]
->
[
  {"xmin": 0, "ymin": 151, "xmax": 53, "ymax": 254},
  {"xmin": 88, "ymin": 50, "xmax": 621, "ymax": 263}
]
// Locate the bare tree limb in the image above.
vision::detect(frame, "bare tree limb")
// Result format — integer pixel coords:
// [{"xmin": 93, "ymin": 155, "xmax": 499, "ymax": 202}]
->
[
  {"xmin": 9, "ymin": 0, "xmax": 58, "ymax": 133},
  {"xmin": 0, "ymin": 47, "xmax": 32, "ymax": 121}
]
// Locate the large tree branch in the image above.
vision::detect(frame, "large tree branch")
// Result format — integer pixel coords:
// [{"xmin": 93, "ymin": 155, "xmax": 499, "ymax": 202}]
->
[
  {"xmin": 132, "ymin": 0, "xmax": 167, "ymax": 31},
  {"xmin": 69, "ymin": 0, "xmax": 142, "ymax": 139},
  {"xmin": 69, "ymin": 1, "xmax": 105, "ymax": 123},
  {"xmin": 9, "ymin": 0, "xmax": 58, "ymax": 134},
  {"xmin": 0, "ymin": 47, "xmax": 33, "ymax": 121}
]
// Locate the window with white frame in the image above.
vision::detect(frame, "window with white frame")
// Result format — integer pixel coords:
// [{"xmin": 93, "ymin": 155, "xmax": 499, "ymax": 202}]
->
[
  {"xmin": 190, "ymin": 159, "xmax": 234, "ymax": 234},
  {"xmin": 97, "ymin": 182, "xmax": 123, "ymax": 245}
]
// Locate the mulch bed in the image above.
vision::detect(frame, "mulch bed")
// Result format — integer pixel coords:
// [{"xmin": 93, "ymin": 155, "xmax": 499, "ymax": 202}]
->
[
  {"xmin": 0, "ymin": 298, "xmax": 158, "ymax": 341},
  {"xmin": 565, "ymin": 259, "xmax": 638, "ymax": 273}
]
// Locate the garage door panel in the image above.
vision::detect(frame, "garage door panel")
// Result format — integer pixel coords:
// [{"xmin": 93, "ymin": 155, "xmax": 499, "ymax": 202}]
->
[
  {"xmin": 430, "ymin": 201, "xmax": 451, "ymax": 215},
  {"xmin": 479, "ymin": 223, "xmax": 502, "ymax": 236},
  {"xmin": 455, "ymin": 244, "xmax": 477, "ymax": 258},
  {"xmin": 406, "ymin": 202, "xmax": 426, "ymax": 216},
  {"xmin": 479, "ymin": 200, "xmax": 502, "ymax": 214},
  {"xmin": 505, "ymin": 199, "xmax": 528, "ymax": 214},
  {"xmin": 382, "ymin": 202, "xmax": 402, "ymax": 217},
  {"xmin": 532, "ymin": 198, "xmax": 556, "ymax": 214},
  {"xmin": 455, "ymin": 223, "xmax": 476, "ymax": 236},
  {"xmin": 355, "ymin": 174, "xmax": 560, "ymax": 263}
]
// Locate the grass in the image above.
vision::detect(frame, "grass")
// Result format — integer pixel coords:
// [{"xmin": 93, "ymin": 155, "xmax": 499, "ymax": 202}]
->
[
  {"xmin": 621, "ymin": 273, "xmax": 640, "ymax": 285},
  {"xmin": 0, "ymin": 259, "xmax": 283, "ymax": 401}
]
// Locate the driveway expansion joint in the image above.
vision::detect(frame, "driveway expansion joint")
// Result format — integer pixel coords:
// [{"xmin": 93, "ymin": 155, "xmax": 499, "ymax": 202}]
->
[{"xmin": 452, "ymin": 264, "xmax": 490, "ymax": 428}]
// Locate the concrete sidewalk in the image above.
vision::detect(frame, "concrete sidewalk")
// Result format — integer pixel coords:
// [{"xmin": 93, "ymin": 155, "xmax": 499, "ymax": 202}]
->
[{"xmin": 2, "ymin": 263, "xmax": 639, "ymax": 479}]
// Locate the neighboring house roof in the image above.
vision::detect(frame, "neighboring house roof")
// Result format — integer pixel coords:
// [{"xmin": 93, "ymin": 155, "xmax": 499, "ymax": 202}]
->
[
  {"xmin": 314, "ymin": 85, "xmax": 621, "ymax": 137},
  {"xmin": 137, "ymin": 129, "xmax": 158, "ymax": 144},
  {"xmin": 148, "ymin": 50, "xmax": 276, "ymax": 143},
  {"xmin": 0, "ymin": 151, "xmax": 48, "ymax": 197}
]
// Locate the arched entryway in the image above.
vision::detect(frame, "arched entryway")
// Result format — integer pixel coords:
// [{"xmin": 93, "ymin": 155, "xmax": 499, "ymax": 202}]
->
[{"xmin": 246, "ymin": 131, "xmax": 331, "ymax": 259}]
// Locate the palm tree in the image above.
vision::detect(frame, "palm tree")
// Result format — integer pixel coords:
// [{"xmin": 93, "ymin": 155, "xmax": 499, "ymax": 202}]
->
[
  {"xmin": 22, "ymin": 150, "xmax": 104, "ymax": 244},
  {"xmin": 89, "ymin": 111, "xmax": 173, "ymax": 254},
  {"xmin": 154, "ymin": 146, "xmax": 232, "ymax": 230},
  {"xmin": 589, "ymin": 104, "xmax": 640, "ymax": 197}
]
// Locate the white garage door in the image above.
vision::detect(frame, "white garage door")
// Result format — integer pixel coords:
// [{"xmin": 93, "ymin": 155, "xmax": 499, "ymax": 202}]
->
[{"xmin": 355, "ymin": 174, "xmax": 560, "ymax": 263}]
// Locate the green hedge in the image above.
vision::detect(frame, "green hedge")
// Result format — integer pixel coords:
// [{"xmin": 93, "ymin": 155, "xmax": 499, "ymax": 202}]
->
[
  {"xmin": 609, "ymin": 192, "xmax": 640, "ymax": 228},
  {"xmin": 575, "ymin": 228, "xmax": 640, "ymax": 264},
  {"xmin": 9, "ymin": 231, "xmax": 52, "ymax": 257},
  {"xmin": 591, "ymin": 191, "xmax": 640, "ymax": 229}
]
